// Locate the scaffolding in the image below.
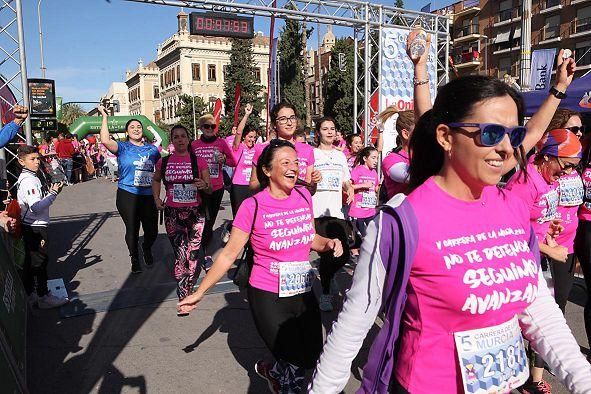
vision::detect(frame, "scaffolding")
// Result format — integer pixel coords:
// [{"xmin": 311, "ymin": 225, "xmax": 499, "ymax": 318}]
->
[
  {"xmin": 0, "ymin": 0, "xmax": 32, "ymax": 195},
  {"xmin": 126, "ymin": 0, "xmax": 450, "ymax": 142}
]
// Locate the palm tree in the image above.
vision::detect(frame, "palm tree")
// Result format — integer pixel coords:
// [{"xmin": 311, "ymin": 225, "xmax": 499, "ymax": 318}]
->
[{"xmin": 60, "ymin": 103, "xmax": 87, "ymax": 127}]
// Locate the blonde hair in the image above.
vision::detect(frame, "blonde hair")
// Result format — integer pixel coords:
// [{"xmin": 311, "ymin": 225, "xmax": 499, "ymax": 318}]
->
[
  {"xmin": 198, "ymin": 114, "xmax": 215, "ymax": 127},
  {"xmin": 378, "ymin": 107, "xmax": 415, "ymax": 135}
]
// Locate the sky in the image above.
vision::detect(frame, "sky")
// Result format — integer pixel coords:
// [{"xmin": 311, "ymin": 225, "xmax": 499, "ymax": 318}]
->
[{"xmin": 21, "ymin": 0, "xmax": 455, "ymax": 109}]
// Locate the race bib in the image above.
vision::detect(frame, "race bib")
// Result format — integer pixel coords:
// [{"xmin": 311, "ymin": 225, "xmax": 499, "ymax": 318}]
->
[
  {"xmin": 172, "ymin": 183, "xmax": 198, "ymax": 204},
  {"xmin": 317, "ymin": 168, "xmax": 342, "ymax": 191},
  {"xmin": 454, "ymin": 316, "xmax": 528, "ymax": 394},
  {"xmin": 133, "ymin": 170, "xmax": 153, "ymax": 187},
  {"xmin": 559, "ymin": 176, "xmax": 584, "ymax": 206},
  {"xmin": 242, "ymin": 167, "xmax": 252, "ymax": 181},
  {"xmin": 278, "ymin": 261, "xmax": 315, "ymax": 298},
  {"xmin": 538, "ymin": 189, "xmax": 559, "ymax": 223},
  {"xmin": 208, "ymin": 162, "xmax": 220, "ymax": 178},
  {"xmin": 361, "ymin": 191, "xmax": 377, "ymax": 208}
]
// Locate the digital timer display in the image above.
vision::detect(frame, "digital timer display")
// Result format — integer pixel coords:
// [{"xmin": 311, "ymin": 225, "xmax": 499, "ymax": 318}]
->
[{"xmin": 190, "ymin": 12, "xmax": 255, "ymax": 39}]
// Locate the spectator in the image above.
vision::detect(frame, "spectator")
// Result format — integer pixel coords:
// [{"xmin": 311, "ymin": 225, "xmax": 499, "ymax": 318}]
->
[
  {"xmin": 0, "ymin": 105, "xmax": 28, "ymax": 149},
  {"xmin": 56, "ymin": 133, "xmax": 75, "ymax": 184}
]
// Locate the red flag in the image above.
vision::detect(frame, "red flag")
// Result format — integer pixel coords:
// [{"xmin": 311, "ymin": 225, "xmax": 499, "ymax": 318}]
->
[
  {"xmin": 233, "ymin": 84, "xmax": 241, "ymax": 127},
  {"xmin": 213, "ymin": 98, "xmax": 222, "ymax": 133}
]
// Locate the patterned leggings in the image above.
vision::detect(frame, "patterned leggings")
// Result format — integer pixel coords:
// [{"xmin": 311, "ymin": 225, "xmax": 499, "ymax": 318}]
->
[{"xmin": 164, "ymin": 206, "xmax": 205, "ymax": 300}]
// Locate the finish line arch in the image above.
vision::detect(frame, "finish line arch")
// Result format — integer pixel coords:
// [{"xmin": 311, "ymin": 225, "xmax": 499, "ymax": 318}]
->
[{"xmin": 69, "ymin": 116, "xmax": 169, "ymax": 148}]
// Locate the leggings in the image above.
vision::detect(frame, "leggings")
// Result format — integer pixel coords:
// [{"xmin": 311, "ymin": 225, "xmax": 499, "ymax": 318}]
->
[
  {"xmin": 248, "ymin": 286, "xmax": 323, "ymax": 391},
  {"xmin": 230, "ymin": 184, "xmax": 252, "ymax": 217},
  {"xmin": 575, "ymin": 219, "xmax": 591, "ymax": 347},
  {"xmin": 548, "ymin": 253, "xmax": 576, "ymax": 314},
  {"xmin": 314, "ymin": 217, "xmax": 351, "ymax": 295},
  {"xmin": 164, "ymin": 206, "xmax": 205, "ymax": 300},
  {"xmin": 116, "ymin": 188, "xmax": 158, "ymax": 260},
  {"xmin": 21, "ymin": 225, "xmax": 49, "ymax": 296},
  {"xmin": 352, "ymin": 216, "xmax": 373, "ymax": 238},
  {"xmin": 201, "ymin": 187, "xmax": 224, "ymax": 255}
]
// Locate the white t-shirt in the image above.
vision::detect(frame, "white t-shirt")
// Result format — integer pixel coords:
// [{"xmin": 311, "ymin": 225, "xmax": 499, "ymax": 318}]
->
[{"xmin": 312, "ymin": 148, "xmax": 351, "ymax": 219}]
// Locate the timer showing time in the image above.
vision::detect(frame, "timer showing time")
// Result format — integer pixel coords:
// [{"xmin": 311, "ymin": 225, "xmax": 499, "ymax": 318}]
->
[{"xmin": 190, "ymin": 12, "xmax": 255, "ymax": 39}]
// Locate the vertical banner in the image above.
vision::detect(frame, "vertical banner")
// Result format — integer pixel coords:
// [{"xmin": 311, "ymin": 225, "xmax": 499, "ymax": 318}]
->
[
  {"xmin": 269, "ymin": 37, "xmax": 279, "ymax": 108},
  {"xmin": 233, "ymin": 84, "xmax": 241, "ymax": 127},
  {"xmin": 530, "ymin": 49, "xmax": 556, "ymax": 91},
  {"xmin": 213, "ymin": 98, "xmax": 223, "ymax": 132},
  {"xmin": 380, "ymin": 28, "xmax": 437, "ymax": 153},
  {"xmin": 265, "ymin": 1, "xmax": 277, "ymax": 137}
]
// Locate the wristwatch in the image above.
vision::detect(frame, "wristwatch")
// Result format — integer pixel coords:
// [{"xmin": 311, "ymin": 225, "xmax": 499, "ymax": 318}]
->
[{"xmin": 549, "ymin": 86, "xmax": 567, "ymax": 99}]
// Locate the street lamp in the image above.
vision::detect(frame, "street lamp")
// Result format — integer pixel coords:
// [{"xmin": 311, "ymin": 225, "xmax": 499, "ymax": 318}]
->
[{"xmin": 37, "ymin": 0, "xmax": 46, "ymax": 78}]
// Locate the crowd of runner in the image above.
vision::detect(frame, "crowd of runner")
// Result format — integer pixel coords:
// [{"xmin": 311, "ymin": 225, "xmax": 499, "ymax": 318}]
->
[{"xmin": 3, "ymin": 28, "xmax": 591, "ymax": 393}]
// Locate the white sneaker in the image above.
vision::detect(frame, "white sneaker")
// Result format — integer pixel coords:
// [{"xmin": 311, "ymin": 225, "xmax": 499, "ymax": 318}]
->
[
  {"xmin": 319, "ymin": 294, "xmax": 333, "ymax": 312},
  {"xmin": 221, "ymin": 223, "xmax": 231, "ymax": 243},
  {"xmin": 37, "ymin": 292, "xmax": 69, "ymax": 309}
]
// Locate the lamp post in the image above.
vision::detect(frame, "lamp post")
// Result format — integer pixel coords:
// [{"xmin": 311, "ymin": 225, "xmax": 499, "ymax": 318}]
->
[
  {"xmin": 37, "ymin": 0, "xmax": 46, "ymax": 78},
  {"xmin": 191, "ymin": 84, "xmax": 197, "ymax": 139}
]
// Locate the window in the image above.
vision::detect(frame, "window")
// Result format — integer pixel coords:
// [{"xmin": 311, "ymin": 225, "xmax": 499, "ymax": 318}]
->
[
  {"xmin": 153, "ymin": 86, "xmax": 159, "ymax": 99},
  {"xmin": 498, "ymin": 57, "xmax": 512, "ymax": 78},
  {"xmin": 499, "ymin": 0, "xmax": 513, "ymax": 21},
  {"xmin": 223, "ymin": 65, "xmax": 228, "ymax": 80},
  {"xmin": 254, "ymin": 67, "xmax": 261, "ymax": 82},
  {"xmin": 208, "ymin": 64, "xmax": 216, "ymax": 81},
  {"xmin": 577, "ymin": 6, "xmax": 591, "ymax": 33},
  {"xmin": 172, "ymin": 67, "xmax": 176, "ymax": 84},
  {"xmin": 160, "ymin": 74, "xmax": 164, "ymax": 87},
  {"xmin": 177, "ymin": 65, "xmax": 181, "ymax": 82},
  {"xmin": 544, "ymin": 15, "xmax": 560, "ymax": 40},
  {"xmin": 192, "ymin": 63, "xmax": 201, "ymax": 81},
  {"xmin": 577, "ymin": 41, "xmax": 591, "ymax": 66}
]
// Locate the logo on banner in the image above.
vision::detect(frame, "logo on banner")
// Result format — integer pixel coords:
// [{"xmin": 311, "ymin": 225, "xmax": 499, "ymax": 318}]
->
[{"xmin": 530, "ymin": 49, "xmax": 556, "ymax": 90}]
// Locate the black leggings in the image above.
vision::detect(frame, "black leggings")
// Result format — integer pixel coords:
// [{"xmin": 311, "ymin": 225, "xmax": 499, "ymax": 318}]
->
[
  {"xmin": 548, "ymin": 253, "xmax": 576, "ymax": 314},
  {"xmin": 230, "ymin": 184, "xmax": 252, "ymax": 217},
  {"xmin": 314, "ymin": 217, "xmax": 351, "ymax": 295},
  {"xmin": 575, "ymin": 220, "xmax": 591, "ymax": 347},
  {"xmin": 115, "ymin": 188, "xmax": 158, "ymax": 259},
  {"xmin": 247, "ymin": 286, "xmax": 323, "ymax": 369},
  {"xmin": 202, "ymin": 187, "xmax": 224, "ymax": 255}
]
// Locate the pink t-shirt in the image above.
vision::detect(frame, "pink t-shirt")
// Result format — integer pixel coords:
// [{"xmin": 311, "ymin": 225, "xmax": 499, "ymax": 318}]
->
[
  {"xmin": 579, "ymin": 166, "xmax": 591, "ymax": 221},
  {"xmin": 382, "ymin": 150, "xmax": 410, "ymax": 199},
  {"xmin": 225, "ymin": 135, "xmax": 236, "ymax": 149},
  {"xmin": 396, "ymin": 178, "xmax": 538, "ymax": 392},
  {"xmin": 191, "ymin": 138, "xmax": 236, "ymax": 191},
  {"xmin": 505, "ymin": 162, "xmax": 559, "ymax": 241},
  {"xmin": 556, "ymin": 172, "xmax": 584, "ymax": 253},
  {"xmin": 232, "ymin": 143, "xmax": 256, "ymax": 186},
  {"xmin": 233, "ymin": 187, "xmax": 315, "ymax": 293},
  {"xmin": 252, "ymin": 140, "xmax": 315, "ymax": 181},
  {"xmin": 348, "ymin": 165, "xmax": 379, "ymax": 219},
  {"xmin": 155, "ymin": 154, "xmax": 208, "ymax": 208}
]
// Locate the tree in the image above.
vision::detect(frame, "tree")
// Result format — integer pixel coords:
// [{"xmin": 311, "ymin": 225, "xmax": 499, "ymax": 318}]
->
[
  {"xmin": 395, "ymin": 0, "xmax": 404, "ymax": 7},
  {"xmin": 175, "ymin": 94, "xmax": 208, "ymax": 139},
  {"xmin": 222, "ymin": 37, "xmax": 264, "ymax": 136},
  {"xmin": 325, "ymin": 38, "xmax": 355, "ymax": 134},
  {"xmin": 60, "ymin": 103, "xmax": 86, "ymax": 127},
  {"xmin": 278, "ymin": 17, "xmax": 306, "ymax": 117}
]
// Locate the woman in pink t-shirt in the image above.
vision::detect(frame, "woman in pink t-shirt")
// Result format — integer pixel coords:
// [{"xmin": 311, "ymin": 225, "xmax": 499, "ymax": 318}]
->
[
  {"xmin": 349, "ymin": 147, "xmax": 380, "ymax": 236},
  {"xmin": 310, "ymin": 35, "xmax": 591, "ymax": 393},
  {"xmin": 179, "ymin": 141, "xmax": 343, "ymax": 392},
  {"xmin": 190, "ymin": 114, "xmax": 236, "ymax": 268},
  {"xmin": 344, "ymin": 133, "xmax": 363, "ymax": 172},
  {"xmin": 380, "ymin": 110, "xmax": 414, "ymax": 200},
  {"xmin": 152, "ymin": 125, "xmax": 212, "ymax": 309}
]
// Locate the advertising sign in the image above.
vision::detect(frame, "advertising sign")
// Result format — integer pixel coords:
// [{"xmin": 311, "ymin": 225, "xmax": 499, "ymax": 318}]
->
[
  {"xmin": 530, "ymin": 49, "xmax": 556, "ymax": 91},
  {"xmin": 28, "ymin": 78, "xmax": 56, "ymax": 117}
]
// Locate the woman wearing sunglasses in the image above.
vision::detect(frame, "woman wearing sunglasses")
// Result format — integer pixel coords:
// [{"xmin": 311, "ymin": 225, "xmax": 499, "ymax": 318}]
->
[
  {"xmin": 178, "ymin": 140, "xmax": 343, "ymax": 393},
  {"xmin": 191, "ymin": 114, "xmax": 236, "ymax": 269},
  {"xmin": 309, "ymin": 32, "xmax": 591, "ymax": 393}
]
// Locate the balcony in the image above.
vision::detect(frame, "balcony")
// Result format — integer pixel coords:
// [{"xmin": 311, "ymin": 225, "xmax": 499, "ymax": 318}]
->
[
  {"xmin": 540, "ymin": 0, "xmax": 562, "ymax": 14},
  {"xmin": 454, "ymin": 24, "xmax": 483, "ymax": 43},
  {"xmin": 493, "ymin": 7, "xmax": 521, "ymax": 27},
  {"xmin": 454, "ymin": 51, "xmax": 481, "ymax": 68},
  {"xmin": 455, "ymin": 0, "xmax": 480, "ymax": 17},
  {"xmin": 572, "ymin": 0, "xmax": 591, "ymax": 5},
  {"xmin": 539, "ymin": 25, "xmax": 562, "ymax": 44},
  {"xmin": 571, "ymin": 17, "xmax": 591, "ymax": 38}
]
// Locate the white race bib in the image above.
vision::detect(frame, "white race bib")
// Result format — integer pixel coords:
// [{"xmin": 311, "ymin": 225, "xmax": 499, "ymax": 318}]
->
[
  {"xmin": 172, "ymin": 183, "xmax": 198, "ymax": 204},
  {"xmin": 208, "ymin": 162, "xmax": 220, "ymax": 178},
  {"xmin": 317, "ymin": 168, "xmax": 342, "ymax": 191},
  {"xmin": 538, "ymin": 189, "xmax": 559, "ymax": 223},
  {"xmin": 361, "ymin": 191, "xmax": 377, "ymax": 208},
  {"xmin": 559, "ymin": 176, "xmax": 584, "ymax": 206},
  {"xmin": 454, "ymin": 316, "xmax": 528, "ymax": 394},
  {"xmin": 242, "ymin": 167, "xmax": 252, "ymax": 181},
  {"xmin": 133, "ymin": 170, "xmax": 153, "ymax": 187},
  {"xmin": 278, "ymin": 261, "xmax": 315, "ymax": 298}
]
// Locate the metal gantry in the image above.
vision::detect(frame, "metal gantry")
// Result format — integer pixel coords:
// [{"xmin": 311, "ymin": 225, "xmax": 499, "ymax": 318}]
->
[
  {"xmin": 0, "ymin": 0, "xmax": 32, "ymax": 193},
  {"xmin": 127, "ymin": 0, "xmax": 450, "ymax": 143}
]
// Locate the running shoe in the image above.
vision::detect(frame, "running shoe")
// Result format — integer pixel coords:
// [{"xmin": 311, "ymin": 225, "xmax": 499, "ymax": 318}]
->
[
  {"xmin": 221, "ymin": 222, "xmax": 231, "ymax": 244},
  {"xmin": 517, "ymin": 379, "xmax": 552, "ymax": 394},
  {"xmin": 142, "ymin": 247, "xmax": 154, "ymax": 267},
  {"xmin": 319, "ymin": 294, "xmax": 333, "ymax": 312},
  {"xmin": 202, "ymin": 256, "xmax": 214, "ymax": 273},
  {"xmin": 37, "ymin": 292, "xmax": 69, "ymax": 309},
  {"xmin": 254, "ymin": 360, "xmax": 280, "ymax": 394},
  {"xmin": 131, "ymin": 257, "xmax": 142, "ymax": 274}
]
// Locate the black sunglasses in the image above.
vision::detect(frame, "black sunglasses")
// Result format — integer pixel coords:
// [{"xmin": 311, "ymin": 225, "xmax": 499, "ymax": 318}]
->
[
  {"xmin": 555, "ymin": 156, "xmax": 580, "ymax": 173},
  {"xmin": 201, "ymin": 124, "xmax": 217, "ymax": 130},
  {"xmin": 565, "ymin": 126, "xmax": 587, "ymax": 135},
  {"xmin": 447, "ymin": 122, "xmax": 527, "ymax": 148},
  {"xmin": 269, "ymin": 139, "xmax": 295, "ymax": 149}
]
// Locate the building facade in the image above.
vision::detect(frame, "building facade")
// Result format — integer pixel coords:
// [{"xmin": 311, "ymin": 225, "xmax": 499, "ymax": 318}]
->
[
  {"xmin": 438, "ymin": 0, "xmax": 591, "ymax": 84},
  {"xmin": 156, "ymin": 11, "xmax": 270, "ymax": 125},
  {"xmin": 100, "ymin": 82, "xmax": 130, "ymax": 116},
  {"xmin": 125, "ymin": 60, "xmax": 160, "ymax": 122}
]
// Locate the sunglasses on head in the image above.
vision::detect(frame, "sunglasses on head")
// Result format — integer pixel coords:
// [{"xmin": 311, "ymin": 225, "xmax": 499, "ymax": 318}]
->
[
  {"xmin": 565, "ymin": 126, "xmax": 586, "ymax": 135},
  {"xmin": 447, "ymin": 122, "xmax": 527, "ymax": 148},
  {"xmin": 201, "ymin": 124, "xmax": 217, "ymax": 130},
  {"xmin": 269, "ymin": 139, "xmax": 295, "ymax": 149}
]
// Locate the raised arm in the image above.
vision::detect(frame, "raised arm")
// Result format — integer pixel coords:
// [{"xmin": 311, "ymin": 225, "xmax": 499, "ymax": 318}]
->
[
  {"xmin": 98, "ymin": 105, "xmax": 118, "ymax": 154},
  {"xmin": 234, "ymin": 103, "xmax": 253, "ymax": 151},
  {"xmin": 407, "ymin": 29, "xmax": 433, "ymax": 123}
]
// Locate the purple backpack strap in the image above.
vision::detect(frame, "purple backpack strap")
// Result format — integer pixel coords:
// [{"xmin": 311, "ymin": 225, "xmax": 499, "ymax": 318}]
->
[{"xmin": 358, "ymin": 198, "xmax": 419, "ymax": 394}]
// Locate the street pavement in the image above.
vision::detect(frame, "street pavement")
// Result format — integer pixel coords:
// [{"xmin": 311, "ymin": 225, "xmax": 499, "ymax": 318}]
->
[{"xmin": 26, "ymin": 177, "xmax": 589, "ymax": 393}]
